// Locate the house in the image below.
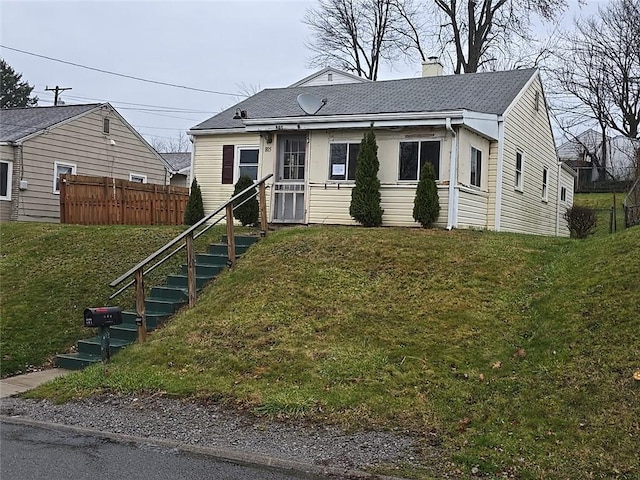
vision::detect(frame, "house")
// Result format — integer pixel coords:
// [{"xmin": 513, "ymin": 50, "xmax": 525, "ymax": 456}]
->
[
  {"xmin": 189, "ymin": 64, "xmax": 576, "ymax": 236},
  {"xmin": 0, "ymin": 103, "xmax": 170, "ymax": 222},
  {"xmin": 160, "ymin": 152, "xmax": 192, "ymax": 187},
  {"xmin": 557, "ymin": 129, "xmax": 638, "ymax": 192}
]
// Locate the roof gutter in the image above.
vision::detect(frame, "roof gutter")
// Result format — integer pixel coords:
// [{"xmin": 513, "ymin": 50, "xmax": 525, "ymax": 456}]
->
[{"xmin": 446, "ymin": 117, "xmax": 458, "ymax": 230}]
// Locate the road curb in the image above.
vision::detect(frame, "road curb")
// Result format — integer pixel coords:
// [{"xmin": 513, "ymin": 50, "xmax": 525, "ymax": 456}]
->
[{"xmin": 0, "ymin": 415, "xmax": 408, "ymax": 480}]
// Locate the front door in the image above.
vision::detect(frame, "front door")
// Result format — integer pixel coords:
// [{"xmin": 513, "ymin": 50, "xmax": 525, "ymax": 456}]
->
[{"xmin": 273, "ymin": 134, "xmax": 306, "ymax": 222}]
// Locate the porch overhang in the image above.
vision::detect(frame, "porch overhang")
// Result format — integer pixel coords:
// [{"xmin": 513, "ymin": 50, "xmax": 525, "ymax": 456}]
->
[{"xmin": 190, "ymin": 110, "xmax": 500, "ymax": 140}]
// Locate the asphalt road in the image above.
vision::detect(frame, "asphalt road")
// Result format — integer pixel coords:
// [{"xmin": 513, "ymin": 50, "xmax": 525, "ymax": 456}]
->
[{"xmin": 0, "ymin": 421, "xmax": 326, "ymax": 480}]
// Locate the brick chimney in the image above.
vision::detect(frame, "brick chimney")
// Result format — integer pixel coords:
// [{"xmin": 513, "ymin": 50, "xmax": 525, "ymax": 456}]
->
[{"xmin": 422, "ymin": 57, "xmax": 444, "ymax": 77}]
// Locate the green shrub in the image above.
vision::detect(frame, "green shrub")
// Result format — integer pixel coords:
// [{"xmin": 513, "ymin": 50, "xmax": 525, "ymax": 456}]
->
[
  {"xmin": 183, "ymin": 177, "xmax": 205, "ymax": 225},
  {"xmin": 563, "ymin": 205, "xmax": 597, "ymax": 238},
  {"xmin": 233, "ymin": 175, "xmax": 259, "ymax": 226},
  {"xmin": 413, "ymin": 162, "xmax": 440, "ymax": 228},
  {"xmin": 349, "ymin": 129, "xmax": 384, "ymax": 227}
]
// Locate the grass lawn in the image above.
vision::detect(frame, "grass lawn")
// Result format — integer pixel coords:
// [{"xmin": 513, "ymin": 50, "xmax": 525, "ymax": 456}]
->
[
  {"xmin": 573, "ymin": 192, "xmax": 629, "ymax": 236},
  {"xmin": 30, "ymin": 225, "xmax": 640, "ymax": 479},
  {"xmin": 0, "ymin": 222, "xmax": 225, "ymax": 377}
]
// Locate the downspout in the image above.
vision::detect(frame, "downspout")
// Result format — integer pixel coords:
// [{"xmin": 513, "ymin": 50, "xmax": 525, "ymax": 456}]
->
[
  {"xmin": 446, "ymin": 118, "xmax": 458, "ymax": 230},
  {"xmin": 555, "ymin": 161, "xmax": 562, "ymax": 236},
  {"xmin": 494, "ymin": 121, "xmax": 505, "ymax": 231},
  {"xmin": 188, "ymin": 135, "xmax": 195, "ymax": 187}
]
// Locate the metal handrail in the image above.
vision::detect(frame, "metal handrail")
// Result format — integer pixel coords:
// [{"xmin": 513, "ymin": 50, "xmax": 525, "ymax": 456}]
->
[{"xmin": 108, "ymin": 173, "xmax": 273, "ymax": 295}]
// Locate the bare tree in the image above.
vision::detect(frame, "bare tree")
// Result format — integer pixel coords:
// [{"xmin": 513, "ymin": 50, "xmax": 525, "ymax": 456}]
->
[
  {"xmin": 303, "ymin": 0, "xmax": 423, "ymax": 80},
  {"xmin": 550, "ymin": 0, "xmax": 639, "ymax": 181},
  {"xmin": 430, "ymin": 0, "xmax": 567, "ymax": 73},
  {"xmin": 149, "ymin": 131, "xmax": 191, "ymax": 153}
]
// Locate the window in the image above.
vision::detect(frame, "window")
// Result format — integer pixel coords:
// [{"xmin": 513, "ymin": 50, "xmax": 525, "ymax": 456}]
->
[
  {"xmin": 329, "ymin": 142, "xmax": 360, "ymax": 181},
  {"xmin": 470, "ymin": 147, "xmax": 482, "ymax": 187},
  {"xmin": 103, "ymin": 118, "xmax": 110, "ymax": 134},
  {"xmin": 398, "ymin": 140, "xmax": 440, "ymax": 181},
  {"xmin": 561, "ymin": 186, "xmax": 567, "ymax": 201},
  {"xmin": 0, "ymin": 160, "xmax": 12, "ymax": 201},
  {"xmin": 129, "ymin": 173, "xmax": 147, "ymax": 183},
  {"xmin": 237, "ymin": 146, "xmax": 259, "ymax": 181},
  {"xmin": 542, "ymin": 167, "xmax": 548, "ymax": 202},
  {"xmin": 53, "ymin": 162, "xmax": 76, "ymax": 194},
  {"xmin": 515, "ymin": 150, "xmax": 524, "ymax": 191}
]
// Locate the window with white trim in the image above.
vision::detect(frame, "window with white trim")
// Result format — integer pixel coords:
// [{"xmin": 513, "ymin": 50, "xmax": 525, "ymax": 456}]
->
[
  {"xmin": 129, "ymin": 173, "xmax": 147, "ymax": 183},
  {"xmin": 515, "ymin": 150, "xmax": 524, "ymax": 191},
  {"xmin": 542, "ymin": 167, "xmax": 548, "ymax": 202},
  {"xmin": 1, "ymin": 160, "xmax": 12, "ymax": 201},
  {"xmin": 329, "ymin": 142, "xmax": 360, "ymax": 181},
  {"xmin": 53, "ymin": 162, "xmax": 76, "ymax": 194},
  {"xmin": 398, "ymin": 140, "xmax": 441, "ymax": 181},
  {"xmin": 561, "ymin": 186, "xmax": 567, "ymax": 201},
  {"xmin": 103, "ymin": 118, "xmax": 110, "ymax": 134},
  {"xmin": 470, "ymin": 147, "xmax": 482, "ymax": 188},
  {"xmin": 236, "ymin": 146, "xmax": 259, "ymax": 181}
]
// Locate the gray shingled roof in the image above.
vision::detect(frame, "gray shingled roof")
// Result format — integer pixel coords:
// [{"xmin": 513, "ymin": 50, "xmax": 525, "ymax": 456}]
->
[
  {"xmin": 0, "ymin": 104, "xmax": 101, "ymax": 142},
  {"xmin": 191, "ymin": 68, "xmax": 536, "ymax": 131},
  {"xmin": 160, "ymin": 152, "xmax": 191, "ymax": 172}
]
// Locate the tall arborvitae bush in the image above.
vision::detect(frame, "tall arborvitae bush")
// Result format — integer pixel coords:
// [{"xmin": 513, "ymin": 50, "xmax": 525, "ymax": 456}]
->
[
  {"xmin": 413, "ymin": 162, "xmax": 440, "ymax": 228},
  {"xmin": 349, "ymin": 129, "xmax": 383, "ymax": 227},
  {"xmin": 233, "ymin": 175, "xmax": 259, "ymax": 226},
  {"xmin": 183, "ymin": 177, "xmax": 205, "ymax": 225}
]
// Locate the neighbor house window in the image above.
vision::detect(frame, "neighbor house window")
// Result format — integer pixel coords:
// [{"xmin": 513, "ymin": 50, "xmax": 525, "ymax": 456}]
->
[
  {"xmin": 542, "ymin": 167, "xmax": 548, "ymax": 201},
  {"xmin": 398, "ymin": 140, "xmax": 441, "ymax": 181},
  {"xmin": 103, "ymin": 118, "xmax": 110, "ymax": 134},
  {"xmin": 0, "ymin": 160, "xmax": 12, "ymax": 201},
  {"xmin": 129, "ymin": 173, "xmax": 147, "ymax": 183},
  {"xmin": 329, "ymin": 142, "xmax": 360, "ymax": 181},
  {"xmin": 561, "ymin": 186, "xmax": 567, "ymax": 201},
  {"xmin": 515, "ymin": 150, "xmax": 524, "ymax": 191},
  {"xmin": 236, "ymin": 146, "xmax": 259, "ymax": 181},
  {"xmin": 470, "ymin": 147, "xmax": 482, "ymax": 188},
  {"xmin": 53, "ymin": 162, "xmax": 76, "ymax": 194}
]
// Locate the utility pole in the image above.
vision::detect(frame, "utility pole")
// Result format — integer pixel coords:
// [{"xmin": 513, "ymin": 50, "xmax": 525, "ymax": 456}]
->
[{"xmin": 45, "ymin": 85, "xmax": 72, "ymax": 105}]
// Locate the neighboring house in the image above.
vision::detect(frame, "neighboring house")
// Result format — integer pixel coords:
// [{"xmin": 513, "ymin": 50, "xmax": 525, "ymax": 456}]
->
[
  {"xmin": 288, "ymin": 66, "xmax": 371, "ymax": 87},
  {"xmin": 189, "ymin": 64, "xmax": 575, "ymax": 236},
  {"xmin": 558, "ymin": 129, "xmax": 638, "ymax": 184},
  {"xmin": 160, "ymin": 152, "xmax": 192, "ymax": 187},
  {"xmin": 0, "ymin": 103, "xmax": 170, "ymax": 222}
]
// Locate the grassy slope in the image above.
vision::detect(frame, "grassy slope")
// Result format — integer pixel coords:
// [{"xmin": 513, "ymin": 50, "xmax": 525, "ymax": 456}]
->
[
  {"xmin": 32, "ymin": 225, "xmax": 640, "ymax": 479},
  {"xmin": 0, "ymin": 223, "xmax": 224, "ymax": 377}
]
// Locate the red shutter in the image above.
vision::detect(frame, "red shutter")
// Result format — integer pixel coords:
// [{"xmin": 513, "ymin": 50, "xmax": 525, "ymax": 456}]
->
[{"xmin": 222, "ymin": 145, "xmax": 234, "ymax": 184}]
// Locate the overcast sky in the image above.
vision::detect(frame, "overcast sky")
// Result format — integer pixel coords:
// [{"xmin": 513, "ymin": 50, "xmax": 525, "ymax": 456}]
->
[{"xmin": 0, "ymin": 0, "xmax": 601, "ymax": 149}]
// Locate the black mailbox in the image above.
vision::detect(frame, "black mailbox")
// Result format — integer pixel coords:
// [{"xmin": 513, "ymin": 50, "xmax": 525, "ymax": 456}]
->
[{"xmin": 84, "ymin": 307, "xmax": 122, "ymax": 327}]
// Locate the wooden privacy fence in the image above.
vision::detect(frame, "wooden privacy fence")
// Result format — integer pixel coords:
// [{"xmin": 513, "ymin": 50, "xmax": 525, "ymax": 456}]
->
[{"xmin": 60, "ymin": 174, "xmax": 189, "ymax": 225}]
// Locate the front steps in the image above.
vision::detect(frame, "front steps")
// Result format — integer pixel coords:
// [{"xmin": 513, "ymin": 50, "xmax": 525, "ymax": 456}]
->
[{"xmin": 55, "ymin": 235, "xmax": 260, "ymax": 370}]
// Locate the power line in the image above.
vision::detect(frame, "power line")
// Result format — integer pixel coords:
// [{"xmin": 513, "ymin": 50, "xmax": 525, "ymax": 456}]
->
[
  {"xmin": 33, "ymin": 90, "xmax": 213, "ymax": 114},
  {"xmin": 1, "ymin": 44, "xmax": 243, "ymax": 97}
]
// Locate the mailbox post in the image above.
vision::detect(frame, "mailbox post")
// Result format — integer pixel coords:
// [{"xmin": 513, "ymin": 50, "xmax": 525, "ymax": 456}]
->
[{"xmin": 84, "ymin": 307, "xmax": 122, "ymax": 363}]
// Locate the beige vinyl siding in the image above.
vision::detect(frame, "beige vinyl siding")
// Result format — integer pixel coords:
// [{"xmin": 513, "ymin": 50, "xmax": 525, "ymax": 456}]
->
[
  {"xmin": 0, "ymin": 145, "xmax": 15, "ymax": 221},
  {"xmin": 307, "ymin": 184, "xmax": 357, "ymax": 224},
  {"xmin": 16, "ymin": 108, "xmax": 167, "ymax": 222},
  {"xmin": 457, "ymin": 187, "xmax": 488, "ymax": 229},
  {"xmin": 557, "ymin": 167, "xmax": 574, "ymax": 237},
  {"xmin": 192, "ymin": 132, "xmax": 267, "ymax": 223},
  {"xmin": 297, "ymin": 71, "xmax": 365, "ymax": 87},
  {"xmin": 486, "ymin": 141, "xmax": 499, "ymax": 229},
  {"xmin": 499, "ymin": 76, "xmax": 560, "ymax": 236}
]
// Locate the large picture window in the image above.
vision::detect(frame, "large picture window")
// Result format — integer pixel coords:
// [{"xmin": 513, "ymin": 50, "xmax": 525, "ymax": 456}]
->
[
  {"xmin": 470, "ymin": 147, "xmax": 482, "ymax": 188},
  {"xmin": 0, "ymin": 161, "xmax": 12, "ymax": 201},
  {"xmin": 53, "ymin": 162, "xmax": 76, "ymax": 194},
  {"xmin": 398, "ymin": 140, "xmax": 440, "ymax": 181},
  {"xmin": 237, "ymin": 146, "xmax": 259, "ymax": 181},
  {"xmin": 329, "ymin": 142, "xmax": 360, "ymax": 181}
]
